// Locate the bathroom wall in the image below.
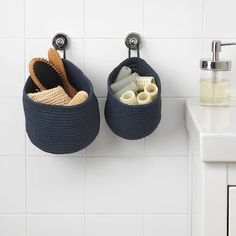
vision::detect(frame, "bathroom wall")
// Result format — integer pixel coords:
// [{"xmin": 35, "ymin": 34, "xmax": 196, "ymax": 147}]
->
[{"xmin": 0, "ymin": 0, "xmax": 236, "ymax": 235}]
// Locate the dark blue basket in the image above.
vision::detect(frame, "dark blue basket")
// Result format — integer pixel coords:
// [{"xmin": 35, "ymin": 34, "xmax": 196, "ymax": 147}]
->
[
  {"xmin": 23, "ymin": 59, "xmax": 100, "ymax": 154},
  {"xmin": 105, "ymin": 57, "xmax": 161, "ymax": 140}
]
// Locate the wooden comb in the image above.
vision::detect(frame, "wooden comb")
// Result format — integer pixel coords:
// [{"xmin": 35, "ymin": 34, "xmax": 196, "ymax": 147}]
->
[{"xmin": 48, "ymin": 48, "xmax": 77, "ymax": 98}]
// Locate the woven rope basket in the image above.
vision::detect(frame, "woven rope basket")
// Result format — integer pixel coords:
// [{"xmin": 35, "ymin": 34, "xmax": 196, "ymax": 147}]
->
[
  {"xmin": 105, "ymin": 57, "xmax": 161, "ymax": 140},
  {"xmin": 23, "ymin": 59, "xmax": 100, "ymax": 154}
]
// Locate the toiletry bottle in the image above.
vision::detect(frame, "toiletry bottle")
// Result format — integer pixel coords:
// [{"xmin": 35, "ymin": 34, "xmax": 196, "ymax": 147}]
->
[{"xmin": 200, "ymin": 40, "xmax": 236, "ymax": 106}]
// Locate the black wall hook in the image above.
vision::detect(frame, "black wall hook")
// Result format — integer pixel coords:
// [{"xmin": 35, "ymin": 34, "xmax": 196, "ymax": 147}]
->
[
  {"xmin": 125, "ymin": 32, "xmax": 141, "ymax": 58},
  {"xmin": 52, "ymin": 33, "xmax": 68, "ymax": 59}
]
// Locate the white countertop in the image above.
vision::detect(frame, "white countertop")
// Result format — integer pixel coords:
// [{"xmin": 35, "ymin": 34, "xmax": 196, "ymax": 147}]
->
[{"xmin": 186, "ymin": 100, "xmax": 236, "ymax": 162}]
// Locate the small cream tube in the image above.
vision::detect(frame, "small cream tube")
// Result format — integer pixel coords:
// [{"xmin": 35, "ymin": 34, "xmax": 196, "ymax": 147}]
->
[
  {"xmin": 144, "ymin": 83, "xmax": 158, "ymax": 101},
  {"xmin": 115, "ymin": 82, "xmax": 138, "ymax": 98},
  {"xmin": 120, "ymin": 90, "xmax": 137, "ymax": 105},
  {"xmin": 68, "ymin": 90, "xmax": 88, "ymax": 106},
  {"xmin": 136, "ymin": 76, "xmax": 155, "ymax": 90},
  {"xmin": 115, "ymin": 66, "xmax": 132, "ymax": 82},
  {"xmin": 137, "ymin": 92, "xmax": 152, "ymax": 105},
  {"xmin": 111, "ymin": 72, "xmax": 139, "ymax": 93}
]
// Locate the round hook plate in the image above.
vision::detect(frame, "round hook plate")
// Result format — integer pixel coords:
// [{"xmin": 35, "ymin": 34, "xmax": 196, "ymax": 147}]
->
[
  {"xmin": 125, "ymin": 32, "xmax": 141, "ymax": 50},
  {"xmin": 52, "ymin": 33, "xmax": 68, "ymax": 51}
]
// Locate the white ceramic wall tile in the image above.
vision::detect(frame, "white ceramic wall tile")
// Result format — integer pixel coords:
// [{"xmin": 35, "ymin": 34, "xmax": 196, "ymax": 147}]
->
[
  {"xmin": 205, "ymin": 0, "xmax": 236, "ymax": 38},
  {"xmin": 86, "ymin": 214, "xmax": 143, "ymax": 236},
  {"xmin": 25, "ymin": 0, "xmax": 83, "ymax": 38},
  {"xmin": 84, "ymin": 0, "xmax": 143, "ymax": 38},
  {"xmin": 0, "ymin": 99, "xmax": 25, "ymax": 156},
  {"xmin": 27, "ymin": 157, "xmax": 85, "ymax": 213},
  {"xmin": 228, "ymin": 164, "xmax": 236, "ymax": 185},
  {"xmin": 144, "ymin": 0, "xmax": 202, "ymax": 38},
  {"xmin": 0, "ymin": 0, "xmax": 24, "ymax": 38},
  {"xmin": 143, "ymin": 39, "xmax": 202, "ymax": 97},
  {"xmin": 0, "ymin": 40, "xmax": 24, "ymax": 97},
  {"xmin": 144, "ymin": 157, "xmax": 188, "ymax": 213},
  {"xmin": 84, "ymin": 39, "xmax": 126, "ymax": 97},
  {"xmin": 0, "ymin": 214, "xmax": 25, "ymax": 236},
  {"xmin": 204, "ymin": 38, "xmax": 236, "ymax": 97},
  {"xmin": 85, "ymin": 157, "xmax": 143, "ymax": 213},
  {"xmin": 27, "ymin": 214, "xmax": 84, "ymax": 236},
  {"xmin": 144, "ymin": 214, "xmax": 187, "ymax": 236},
  {"xmin": 145, "ymin": 98, "xmax": 188, "ymax": 156},
  {"xmin": 0, "ymin": 158, "xmax": 25, "ymax": 213},
  {"xmin": 25, "ymin": 39, "xmax": 84, "ymax": 77},
  {"xmin": 87, "ymin": 99, "xmax": 144, "ymax": 156}
]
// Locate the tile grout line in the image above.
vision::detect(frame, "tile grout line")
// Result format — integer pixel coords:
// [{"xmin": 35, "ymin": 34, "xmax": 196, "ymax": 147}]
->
[
  {"xmin": 142, "ymin": 0, "xmax": 145, "ymax": 36},
  {"xmin": 3, "ymin": 36, "xmax": 236, "ymax": 40},
  {"xmin": 84, "ymin": 155, "xmax": 189, "ymax": 158},
  {"xmin": 3, "ymin": 154, "xmax": 189, "ymax": 158},
  {"xmin": 82, "ymin": 0, "xmax": 86, "ymax": 71},
  {"xmin": 142, "ymin": 0, "xmax": 146, "ymax": 180},
  {"xmin": 83, "ymin": 153, "xmax": 87, "ymax": 236},
  {"xmin": 187, "ymin": 152, "xmax": 192, "ymax": 236},
  {"xmin": 23, "ymin": 36, "xmax": 227, "ymax": 40},
  {"xmin": 142, "ymin": 154, "xmax": 145, "ymax": 236},
  {"xmin": 23, "ymin": 0, "xmax": 28, "ymax": 235},
  {"xmin": 83, "ymin": 1, "xmax": 87, "ymax": 235},
  {"xmin": 2, "ymin": 212, "xmax": 188, "ymax": 215},
  {"xmin": 202, "ymin": 0, "xmax": 206, "ymax": 57}
]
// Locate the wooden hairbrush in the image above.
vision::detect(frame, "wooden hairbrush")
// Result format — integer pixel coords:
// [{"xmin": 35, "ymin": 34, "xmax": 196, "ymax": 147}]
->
[
  {"xmin": 29, "ymin": 58, "xmax": 64, "ymax": 91},
  {"xmin": 48, "ymin": 48, "xmax": 77, "ymax": 98}
]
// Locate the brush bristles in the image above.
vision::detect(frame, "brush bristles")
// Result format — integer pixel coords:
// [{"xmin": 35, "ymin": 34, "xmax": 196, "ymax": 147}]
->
[
  {"xmin": 29, "ymin": 57, "xmax": 64, "ymax": 91},
  {"xmin": 35, "ymin": 58, "xmax": 64, "ymax": 80}
]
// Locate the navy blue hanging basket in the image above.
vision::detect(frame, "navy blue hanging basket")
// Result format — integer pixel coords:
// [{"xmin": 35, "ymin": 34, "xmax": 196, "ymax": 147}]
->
[
  {"xmin": 105, "ymin": 57, "xmax": 161, "ymax": 140},
  {"xmin": 23, "ymin": 59, "xmax": 100, "ymax": 154}
]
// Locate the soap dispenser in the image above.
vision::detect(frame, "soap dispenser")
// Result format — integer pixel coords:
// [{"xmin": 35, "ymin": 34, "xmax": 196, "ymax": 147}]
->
[{"xmin": 200, "ymin": 41, "xmax": 236, "ymax": 106}]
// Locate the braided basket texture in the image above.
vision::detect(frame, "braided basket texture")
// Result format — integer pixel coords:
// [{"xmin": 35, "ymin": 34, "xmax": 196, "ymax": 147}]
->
[
  {"xmin": 23, "ymin": 59, "xmax": 100, "ymax": 154},
  {"xmin": 105, "ymin": 57, "xmax": 161, "ymax": 140}
]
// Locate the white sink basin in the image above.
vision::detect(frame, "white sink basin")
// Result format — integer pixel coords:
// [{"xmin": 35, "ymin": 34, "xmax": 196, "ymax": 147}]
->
[{"xmin": 186, "ymin": 100, "xmax": 236, "ymax": 162}]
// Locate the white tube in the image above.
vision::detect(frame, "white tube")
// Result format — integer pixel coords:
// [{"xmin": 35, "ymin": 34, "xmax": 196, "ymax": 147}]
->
[
  {"xmin": 115, "ymin": 82, "xmax": 138, "ymax": 98},
  {"xmin": 120, "ymin": 90, "xmax": 137, "ymax": 105},
  {"xmin": 68, "ymin": 90, "xmax": 88, "ymax": 106},
  {"xmin": 136, "ymin": 76, "xmax": 155, "ymax": 90},
  {"xmin": 144, "ymin": 83, "xmax": 158, "ymax": 101},
  {"xmin": 111, "ymin": 72, "xmax": 139, "ymax": 93},
  {"xmin": 115, "ymin": 66, "xmax": 132, "ymax": 82},
  {"xmin": 137, "ymin": 92, "xmax": 152, "ymax": 105}
]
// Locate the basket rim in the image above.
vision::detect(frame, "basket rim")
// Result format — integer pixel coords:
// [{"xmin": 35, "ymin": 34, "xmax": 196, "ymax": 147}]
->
[
  {"xmin": 23, "ymin": 59, "xmax": 96, "ymax": 109},
  {"xmin": 23, "ymin": 87, "xmax": 95, "ymax": 109}
]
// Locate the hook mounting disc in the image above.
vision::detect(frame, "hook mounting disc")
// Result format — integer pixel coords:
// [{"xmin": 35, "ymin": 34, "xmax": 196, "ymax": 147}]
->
[
  {"xmin": 52, "ymin": 33, "xmax": 68, "ymax": 51},
  {"xmin": 125, "ymin": 32, "xmax": 141, "ymax": 50}
]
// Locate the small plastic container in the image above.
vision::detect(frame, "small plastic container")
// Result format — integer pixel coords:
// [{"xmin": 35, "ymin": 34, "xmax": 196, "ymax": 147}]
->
[{"xmin": 200, "ymin": 69, "xmax": 230, "ymax": 106}]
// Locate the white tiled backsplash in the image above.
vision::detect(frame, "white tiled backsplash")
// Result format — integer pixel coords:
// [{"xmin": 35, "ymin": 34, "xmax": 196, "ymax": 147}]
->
[{"xmin": 0, "ymin": 0, "xmax": 235, "ymax": 235}]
